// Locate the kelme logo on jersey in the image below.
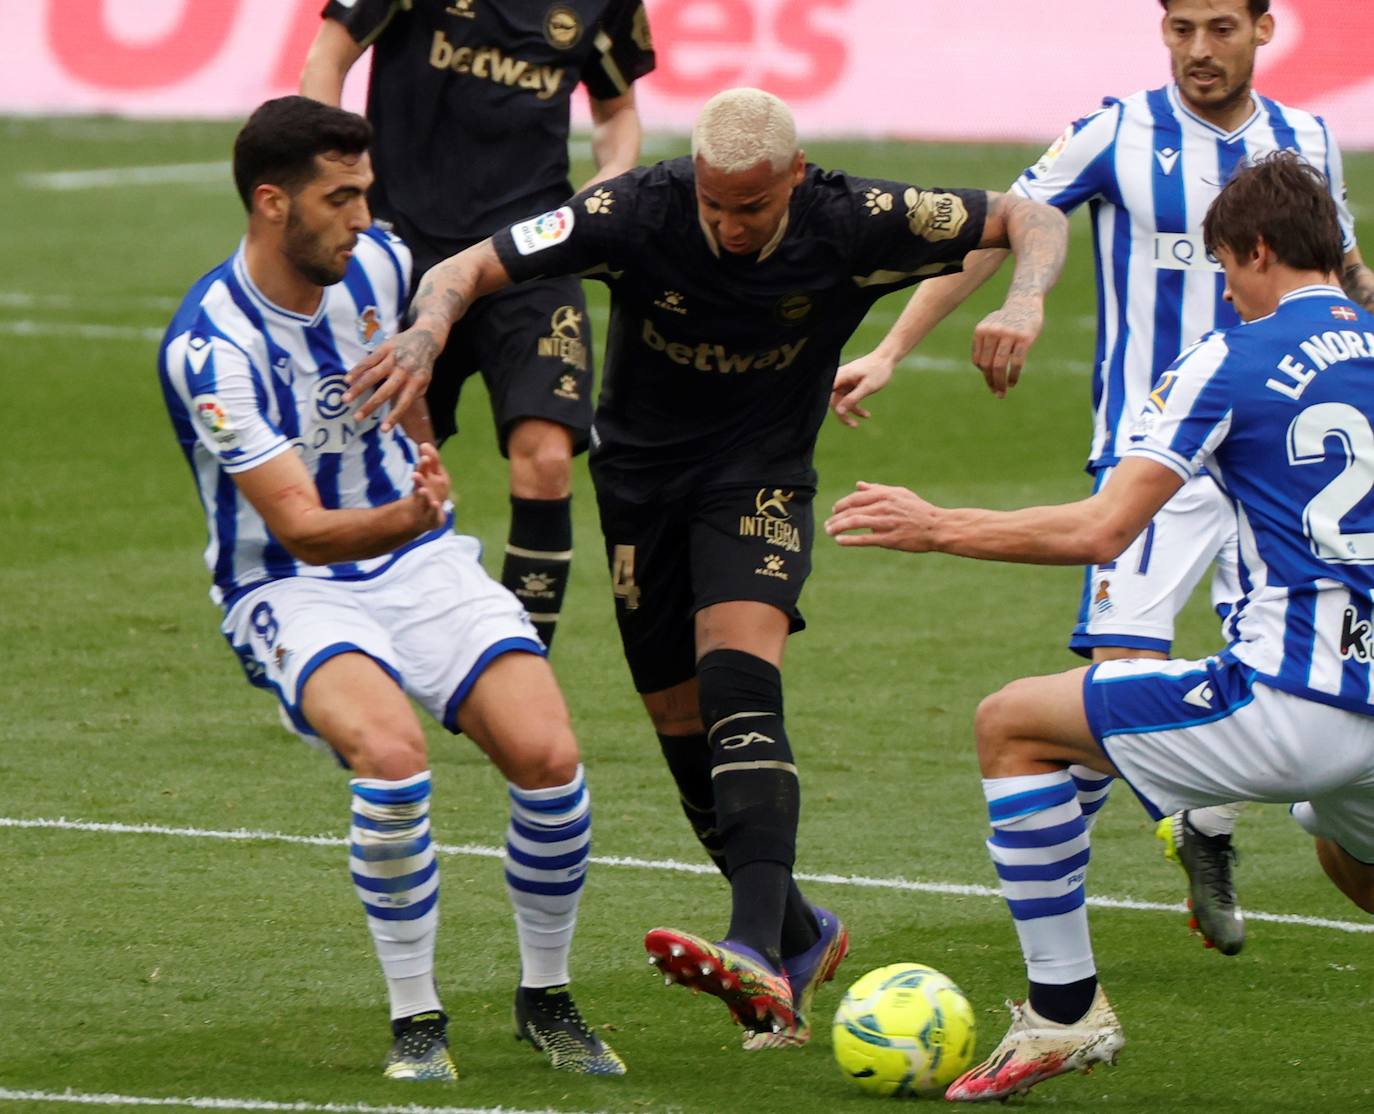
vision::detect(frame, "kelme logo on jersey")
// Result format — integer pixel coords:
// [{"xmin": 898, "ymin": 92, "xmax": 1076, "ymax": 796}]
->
[
  {"xmin": 584, "ymin": 188, "xmax": 614, "ymax": 215},
  {"xmin": 862, "ymin": 187, "xmax": 894, "ymax": 215},
  {"xmin": 641, "ymin": 319, "xmax": 808, "ymax": 374},
  {"xmin": 512, "ymin": 206, "xmax": 574, "ymax": 256},
  {"xmin": 903, "ymin": 188, "xmax": 969, "ymax": 241},
  {"xmin": 544, "ymin": 5, "xmax": 583, "ymax": 49},
  {"xmin": 740, "ymin": 489, "xmax": 801, "ymax": 552},
  {"xmin": 429, "ymin": 32, "xmax": 566, "ymax": 100},
  {"xmin": 537, "ymin": 305, "xmax": 588, "ymax": 371},
  {"xmin": 654, "ymin": 290, "xmax": 688, "ymax": 314},
  {"xmin": 191, "ymin": 394, "xmax": 241, "ymax": 451}
]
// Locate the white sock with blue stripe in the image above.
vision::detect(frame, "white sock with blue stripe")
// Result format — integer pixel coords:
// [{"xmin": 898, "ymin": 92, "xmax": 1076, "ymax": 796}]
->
[
  {"xmin": 350, "ymin": 770, "xmax": 443, "ymax": 1020},
  {"xmin": 984, "ymin": 771, "xmax": 1096, "ymax": 984},
  {"xmin": 505, "ymin": 764, "xmax": 590, "ymax": 988},
  {"xmin": 1069, "ymin": 763, "xmax": 1113, "ymax": 832}
]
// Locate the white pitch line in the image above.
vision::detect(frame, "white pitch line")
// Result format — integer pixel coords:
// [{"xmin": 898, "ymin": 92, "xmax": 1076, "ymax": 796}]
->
[
  {"xmin": 4, "ymin": 814, "xmax": 1371, "ymax": 935},
  {"xmin": 0, "ymin": 1088, "xmax": 605, "ymax": 1114},
  {"xmin": 19, "ymin": 161, "xmax": 229, "ymax": 191},
  {"xmin": 0, "ymin": 320, "xmax": 163, "ymax": 342}
]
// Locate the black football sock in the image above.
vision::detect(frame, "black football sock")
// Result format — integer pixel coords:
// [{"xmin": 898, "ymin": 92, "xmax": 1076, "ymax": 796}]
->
[
  {"xmin": 656, "ymin": 731, "xmax": 729, "ymax": 875},
  {"xmin": 698, "ymin": 648, "xmax": 801, "ymax": 971},
  {"xmin": 502, "ymin": 495, "xmax": 572, "ymax": 650},
  {"xmin": 1029, "ymin": 975, "xmax": 1098, "ymax": 1024},
  {"xmin": 779, "ymin": 883, "xmax": 821, "ymax": 958}
]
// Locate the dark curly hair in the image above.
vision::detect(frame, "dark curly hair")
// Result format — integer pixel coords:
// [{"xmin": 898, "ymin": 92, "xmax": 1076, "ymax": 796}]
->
[{"xmin": 232, "ymin": 95, "xmax": 372, "ymax": 212}]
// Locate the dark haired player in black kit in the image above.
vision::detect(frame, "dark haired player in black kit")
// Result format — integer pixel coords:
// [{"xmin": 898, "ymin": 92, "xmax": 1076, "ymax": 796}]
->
[
  {"xmin": 301, "ymin": 0, "xmax": 655, "ymax": 650},
  {"xmin": 346, "ymin": 88, "xmax": 1070, "ymax": 1048}
]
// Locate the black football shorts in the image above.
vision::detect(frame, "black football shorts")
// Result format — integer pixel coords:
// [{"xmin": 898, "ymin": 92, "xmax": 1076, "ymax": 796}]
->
[{"xmin": 594, "ymin": 480, "xmax": 814, "ymax": 693}]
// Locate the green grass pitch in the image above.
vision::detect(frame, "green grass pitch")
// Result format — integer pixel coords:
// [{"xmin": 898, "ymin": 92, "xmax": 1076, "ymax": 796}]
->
[{"xmin": 1, "ymin": 116, "xmax": 1372, "ymax": 1113}]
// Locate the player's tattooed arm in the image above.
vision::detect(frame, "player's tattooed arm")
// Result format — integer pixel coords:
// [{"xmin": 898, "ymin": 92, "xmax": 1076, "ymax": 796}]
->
[
  {"xmin": 967, "ymin": 192, "xmax": 1069, "ymax": 397},
  {"xmin": 1341, "ymin": 247, "xmax": 1374, "ymax": 313},
  {"xmin": 345, "ymin": 240, "xmax": 512, "ymax": 430}
]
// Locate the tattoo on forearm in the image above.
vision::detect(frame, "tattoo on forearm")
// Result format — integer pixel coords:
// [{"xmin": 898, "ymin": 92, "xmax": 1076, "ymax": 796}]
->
[
  {"xmin": 394, "ymin": 330, "xmax": 440, "ymax": 374},
  {"xmin": 412, "ymin": 270, "xmax": 470, "ymax": 326},
  {"xmin": 1341, "ymin": 263, "xmax": 1374, "ymax": 314},
  {"xmin": 1006, "ymin": 205, "xmax": 1068, "ymax": 300}
]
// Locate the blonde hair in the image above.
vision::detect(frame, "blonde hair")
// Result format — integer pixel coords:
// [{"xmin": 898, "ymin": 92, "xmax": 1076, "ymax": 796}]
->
[{"xmin": 691, "ymin": 88, "xmax": 798, "ymax": 175}]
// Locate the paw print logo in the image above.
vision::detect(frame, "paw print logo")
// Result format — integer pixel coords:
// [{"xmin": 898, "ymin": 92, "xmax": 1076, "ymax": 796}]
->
[
  {"xmin": 764, "ymin": 555, "xmax": 784, "ymax": 573},
  {"xmin": 556, "ymin": 373, "xmax": 580, "ymax": 399},
  {"xmin": 664, "ymin": 291, "xmax": 682, "ymax": 306},
  {"xmin": 863, "ymin": 187, "xmax": 893, "ymax": 215},
  {"xmin": 521, "ymin": 572, "xmax": 553, "ymax": 594},
  {"xmin": 584, "ymin": 188, "xmax": 615, "ymax": 215}
]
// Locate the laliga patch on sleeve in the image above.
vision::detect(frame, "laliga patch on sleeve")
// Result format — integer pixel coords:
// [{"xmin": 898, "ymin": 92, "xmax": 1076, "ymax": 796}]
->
[
  {"xmin": 191, "ymin": 393, "xmax": 242, "ymax": 451},
  {"xmin": 1031, "ymin": 123, "xmax": 1075, "ymax": 176},
  {"xmin": 512, "ymin": 207, "xmax": 575, "ymax": 256},
  {"xmin": 902, "ymin": 188, "xmax": 969, "ymax": 242}
]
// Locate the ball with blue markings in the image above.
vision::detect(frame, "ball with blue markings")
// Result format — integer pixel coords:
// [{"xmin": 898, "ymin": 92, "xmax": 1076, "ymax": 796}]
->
[{"xmin": 831, "ymin": 962, "xmax": 976, "ymax": 1098}]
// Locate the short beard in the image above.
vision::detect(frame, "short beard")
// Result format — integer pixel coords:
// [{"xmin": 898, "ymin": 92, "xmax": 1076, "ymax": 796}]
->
[{"xmin": 284, "ymin": 207, "xmax": 347, "ymax": 287}]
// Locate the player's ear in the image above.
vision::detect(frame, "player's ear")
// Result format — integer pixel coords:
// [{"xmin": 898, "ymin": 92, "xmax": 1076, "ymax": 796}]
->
[
  {"xmin": 1253, "ymin": 12, "xmax": 1274, "ymax": 47},
  {"xmin": 790, "ymin": 149, "xmax": 805, "ymax": 187},
  {"xmin": 253, "ymin": 182, "xmax": 290, "ymax": 224}
]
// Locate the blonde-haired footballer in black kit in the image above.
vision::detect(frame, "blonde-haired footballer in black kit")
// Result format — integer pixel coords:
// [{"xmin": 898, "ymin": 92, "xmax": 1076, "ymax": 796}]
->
[
  {"xmin": 302, "ymin": 0, "xmax": 655, "ymax": 650},
  {"xmin": 344, "ymin": 87, "xmax": 1070, "ymax": 1050}
]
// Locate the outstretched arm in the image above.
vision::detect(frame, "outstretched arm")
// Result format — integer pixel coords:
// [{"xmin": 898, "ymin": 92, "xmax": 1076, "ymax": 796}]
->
[
  {"xmin": 824, "ymin": 458, "xmax": 1180, "ymax": 566},
  {"xmin": 344, "ymin": 240, "xmax": 513, "ymax": 429},
  {"xmin": 298, "ymin": 18, "xmax": 366, "ymax": 105},
  {"xmin": 830, "ymin": 247, "xmax": 1009, "ymax": 426}
]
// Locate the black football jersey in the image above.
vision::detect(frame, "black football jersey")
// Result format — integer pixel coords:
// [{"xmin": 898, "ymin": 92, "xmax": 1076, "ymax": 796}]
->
[
  {"xmin": 492, "ymin": 158, "xmax": 988, "ymax": 497},
  {"xmin": 323, "ymin": 0, "xmax": 655, "ymax": 248}
]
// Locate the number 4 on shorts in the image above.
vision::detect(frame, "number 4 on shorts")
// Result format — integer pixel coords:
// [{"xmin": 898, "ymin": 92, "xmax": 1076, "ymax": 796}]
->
[{"xmin": 612, "ymin": 544, "xmax": 640, "ymax": 610}]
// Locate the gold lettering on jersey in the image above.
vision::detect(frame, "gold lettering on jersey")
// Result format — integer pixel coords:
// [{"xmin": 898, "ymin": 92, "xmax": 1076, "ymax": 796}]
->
[
  {"xmin": 903, "ymin": 188, "xmax": 969, "ymax": 241},
  {"xmin": 641, "ymin": 319, "xmax": 808, "ymax": 374},
  {"xmin": 445, "ymin": 0, "xmax": 476, "ymax": 18},
  {"xmin": 429, "ymin": 32, "xmax": 566, "ymax": 100},
  {"xmin": 537, "ymin": 305, "xmax": 588, "ymax": 371},
  {"xmin": 544, "ymin": 5, "xmax": 583, "ymax": 49},
  {"xmin": 755, "ymin": 553, "xmax": 790, "ymax": 580},
  {"xmin": 739, "ymin": 489, "xmax": 801, "ymax": 551},
  {"xmin": 653, "ymin": 290, "xmax": 687, "ymax": 314}
]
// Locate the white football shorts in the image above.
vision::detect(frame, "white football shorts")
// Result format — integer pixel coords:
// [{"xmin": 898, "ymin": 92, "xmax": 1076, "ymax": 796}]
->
[
  {"xmin": 1070, "ymin": 469, "xmax": 1239, "ymax": 657},
  {"xmin": 221, "ymin": 532, "xmax": 543, "ymax": 738},
  {"xmin": 1085, "ymin": 653, "xmax": 1374, "ymax": 863}
]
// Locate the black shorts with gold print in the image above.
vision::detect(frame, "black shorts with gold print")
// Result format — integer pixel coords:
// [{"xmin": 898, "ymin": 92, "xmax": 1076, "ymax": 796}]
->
[
  {"xmin": 425, "ymin": 275, "xmax": 596, "ymax": 453},
  {"xmin": 594, "ymin": 480, "xmax": 814, "ymax": 693}
]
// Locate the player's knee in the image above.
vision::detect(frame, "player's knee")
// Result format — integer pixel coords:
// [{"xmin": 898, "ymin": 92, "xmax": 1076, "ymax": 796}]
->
[
  {"xmin": 508, "ymin": 421, "xmax": 573, "ymax": 499},
  {"xmin": 505, "ymin": 727, "xmax": 582, "ymax": 790},
  {"xmin": 973, "ymin": 683, "xmax": 1030, "ymax": 776},
  {"xmin": 340, "ymin": 722, "xmax": 428, "ymax": 781}
]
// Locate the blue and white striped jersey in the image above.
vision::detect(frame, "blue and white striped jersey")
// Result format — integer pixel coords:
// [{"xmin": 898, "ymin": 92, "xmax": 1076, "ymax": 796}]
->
[
  {"xmin": 1127, "ymin": 286, "xmax": 1374, "ymax": 714},
  {"xmin": 1015, "ymin": 83, "xmax": 1357, "ymax": 470},
  {"xmin": 158, "ymin": 226, "xmax": 440, "ymax": 607}
]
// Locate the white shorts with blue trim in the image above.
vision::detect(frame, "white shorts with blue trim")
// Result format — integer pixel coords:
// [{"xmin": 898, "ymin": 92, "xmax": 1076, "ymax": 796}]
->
[
  {"xmin": 1070, "ymin": 470, "xmax": 1239, "ymax": 657},
  {"xmin": 1085, "ymin": 654, "xmax": 1374, "ymax": 862},
  {"xmin": 222, "ymin": 532, "xmax": 543, "ymax": 738}
]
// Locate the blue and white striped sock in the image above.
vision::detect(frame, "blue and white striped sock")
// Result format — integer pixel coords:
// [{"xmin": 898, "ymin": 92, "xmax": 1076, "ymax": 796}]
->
[
  {"xmin": 1069, "ymin": 764, "xmax": 1113, "ymax": 832},
  {"xmin": 505, "ymin": 765, "xmax": 590, "ymax": 988},
  {"xmin": 350, "ymin": 770, "xmax": 443, "ymax": 1020},
  {"xmin": 984, "ymin": 771, "xmax": 1096, "ymax": 984}
]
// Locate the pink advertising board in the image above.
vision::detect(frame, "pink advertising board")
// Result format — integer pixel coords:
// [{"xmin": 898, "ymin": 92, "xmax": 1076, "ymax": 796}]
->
[{"xmin": 2, "ymin": 0, "xmax": 1371, "ymax": 148}]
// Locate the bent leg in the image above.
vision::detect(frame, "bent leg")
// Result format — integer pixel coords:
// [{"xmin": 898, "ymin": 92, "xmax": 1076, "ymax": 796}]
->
[
  {"xmin": 1314, "ymin": 839, "xmax": 1374, "ymax": 914},
  {"xmin": 302, "ymin": 654, "xmax": 443, "ymax": 1025}
]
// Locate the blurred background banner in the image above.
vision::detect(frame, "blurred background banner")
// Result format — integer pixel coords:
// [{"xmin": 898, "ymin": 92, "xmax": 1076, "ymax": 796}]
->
[{"xmin": 4, "ymin": 0, "xmax": 1372, "ymax": 147}]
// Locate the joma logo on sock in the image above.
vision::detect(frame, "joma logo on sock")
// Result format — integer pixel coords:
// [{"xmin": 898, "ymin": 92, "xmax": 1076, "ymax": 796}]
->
[{"xmin": 429, "ymin": 32, "xmax": 566, "ymax": 100}]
